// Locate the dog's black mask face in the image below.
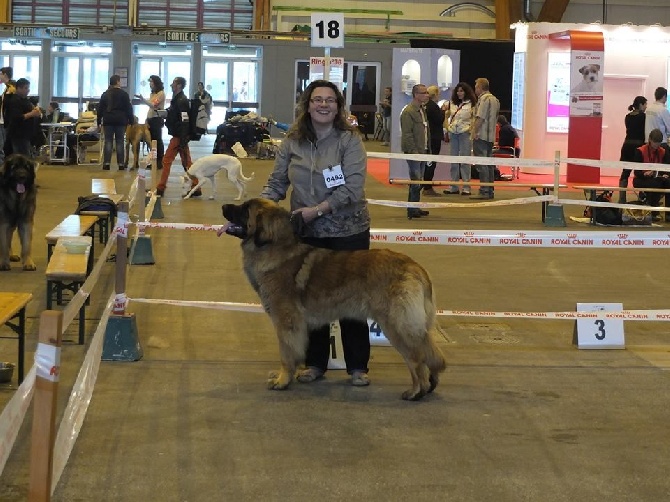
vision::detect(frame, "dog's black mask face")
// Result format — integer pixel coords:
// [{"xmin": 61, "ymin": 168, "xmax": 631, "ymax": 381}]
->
[
  {"xmin": 2, "ymin": 154, "xmax": 36, "ymax": 194},
  {"xmin": 222, "ymin": 202, "xmax": 249, "ymax": 239},
  {"xmin": 222, "ymin": 199, "xmax": 296, "ymax": 247}
]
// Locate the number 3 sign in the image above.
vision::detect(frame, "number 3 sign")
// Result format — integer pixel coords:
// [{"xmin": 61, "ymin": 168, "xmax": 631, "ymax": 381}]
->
[
  {"xmin": 311, "ymin": 13, "xmax": 344, "ymax": 48},
  {"xmin": 574, "ymin": 302, "xmax": 625, "ymax": 349}
]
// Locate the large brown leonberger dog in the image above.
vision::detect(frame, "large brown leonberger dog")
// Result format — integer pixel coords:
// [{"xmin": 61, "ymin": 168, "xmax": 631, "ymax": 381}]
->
[
  {"xmin": 125, "ymin": 118, "xmax": 152, "ymax": 170},
  {"xmin": 0, "ymin": 154, "xmax": 37, "ymax": 271},
  {"xmin": 220, "ymin": 198, "xmax": 447, "ymax": 401}
]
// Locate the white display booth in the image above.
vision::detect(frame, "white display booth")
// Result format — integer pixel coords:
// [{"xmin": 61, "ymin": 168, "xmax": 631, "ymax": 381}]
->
[
  {"xmin": 514, "ymin": 22, "xmax": 670, "ymax": 175},
  {"xmin": 389, "ymin": 48, "xmax": 460, "ymax": 179}
]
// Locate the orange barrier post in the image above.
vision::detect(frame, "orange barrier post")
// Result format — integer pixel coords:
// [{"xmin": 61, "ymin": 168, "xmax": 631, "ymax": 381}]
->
[{"xmin": 28, "ymin": 310, "xmax": 63, "ymax": 502}]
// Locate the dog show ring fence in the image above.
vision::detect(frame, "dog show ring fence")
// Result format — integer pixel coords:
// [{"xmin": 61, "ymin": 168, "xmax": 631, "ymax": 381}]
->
[{"xmin": 3, "ymin": 149, "xmax": 670, "ymax": 498}]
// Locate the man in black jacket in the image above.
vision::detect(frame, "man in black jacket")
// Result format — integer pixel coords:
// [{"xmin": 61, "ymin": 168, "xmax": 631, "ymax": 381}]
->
[
  {"xmin": 98, "ymin": 74, "xmax": 133, "ymax": 170},
  {"xmin": 4, "ymin": 78, "xmax": 42, "ymax": 157},
  {"xmin": 157, "ymin": 77, "xmax": 200, "ymax": 197},
  {"xmin": 0, "ymin": 66, "xmax": 15, "ymax": 162},
  {"xmin": 423, "ymin": 85, "xmax": 445, "ymax": 197}
]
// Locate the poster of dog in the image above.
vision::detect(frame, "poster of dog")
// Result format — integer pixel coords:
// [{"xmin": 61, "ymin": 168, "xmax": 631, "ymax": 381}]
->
[
  {"xmin": 219, "ymin": 198, "xmax": 447, "ymax": 400},
  {"xmin": 569, "ymin": 50, "xmax": 604, "ymax": 117}
]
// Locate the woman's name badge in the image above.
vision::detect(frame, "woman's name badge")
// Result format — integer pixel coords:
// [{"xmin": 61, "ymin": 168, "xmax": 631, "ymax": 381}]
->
[{"xmin": 323, "ymin": 165, "xmax": 345, "ymax": 188}]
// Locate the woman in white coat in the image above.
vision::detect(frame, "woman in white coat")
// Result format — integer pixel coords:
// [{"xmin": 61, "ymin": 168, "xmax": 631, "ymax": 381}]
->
[{"xmin": 442, "ymin": 82, "xmax": 477, "ymax": 195}]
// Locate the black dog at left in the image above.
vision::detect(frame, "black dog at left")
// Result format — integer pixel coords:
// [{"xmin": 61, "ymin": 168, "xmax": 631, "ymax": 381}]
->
[{"xmin": 0, "ymin": 154, "xmax": 37, "ymax": 271}]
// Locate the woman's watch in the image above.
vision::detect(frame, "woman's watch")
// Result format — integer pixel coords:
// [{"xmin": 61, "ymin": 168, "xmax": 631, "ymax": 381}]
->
[{"xmin": 315, "ymin": 205, "xmax": 324, "ymax": 217}]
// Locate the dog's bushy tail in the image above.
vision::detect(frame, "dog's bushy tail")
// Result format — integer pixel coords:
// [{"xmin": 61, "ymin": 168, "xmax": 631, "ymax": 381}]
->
[{"xmin": 423, "ymin": 275, "xmax": 447, "ymax": 374}]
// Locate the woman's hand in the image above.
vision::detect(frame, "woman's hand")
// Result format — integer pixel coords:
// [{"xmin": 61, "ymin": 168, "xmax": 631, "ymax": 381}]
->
[
  {"xmin": 293, "ymin": 202, "xmax": 328, "ymax": 223},
  {"xmin": 292, "ymin": 206, "xmax": 319, "ymax": 223}
]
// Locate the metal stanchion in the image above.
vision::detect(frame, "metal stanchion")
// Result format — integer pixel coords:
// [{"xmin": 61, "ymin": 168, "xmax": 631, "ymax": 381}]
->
[
  {"xmin": 129, "ymin": 164, "xmax": 155, "ymax": 265},
  {"xmin": 102, "ymin": 201, "xmax": 143, "ymax": 361}
]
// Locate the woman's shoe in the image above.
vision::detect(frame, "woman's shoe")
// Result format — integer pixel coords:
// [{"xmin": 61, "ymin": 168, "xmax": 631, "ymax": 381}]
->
[
  {"xmin": 296, "ymin": 367, "xmax": 324, "ymax": 383},
  {"xmin": 351, "ymin": 371, "xmax": 370, "ymax": 386}
]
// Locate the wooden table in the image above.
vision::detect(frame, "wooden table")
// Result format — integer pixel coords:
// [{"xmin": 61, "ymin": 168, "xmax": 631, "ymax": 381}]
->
[
  {"xmin": 45, "ymin": 214, "xmax": 98, "ymax": 262},
  {"xmin": 46, "ymin": 239, "xmax": 92, "ymax": 344},
  {"xmin": 0, "ymin": 292, "xmax": 32, "ymax": 384},
  {"xmin": 91, "ymin": 178, "xmax": 117, "ymax": 195}
]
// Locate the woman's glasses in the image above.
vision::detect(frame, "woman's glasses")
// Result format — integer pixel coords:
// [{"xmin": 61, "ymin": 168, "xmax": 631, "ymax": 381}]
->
[{"xmin": 310, "ymin": 97, "xmax": 337, "ymax": 105}]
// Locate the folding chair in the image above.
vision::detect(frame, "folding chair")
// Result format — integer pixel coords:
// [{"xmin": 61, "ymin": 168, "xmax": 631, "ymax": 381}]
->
[
  {"xmin": 75, "ymin": 111, "xmax": 102, "ymax": 166},
  {"xmin": 492, "ymin": 137, "xmax": 520, "ymax": 179},
  {"xmin": 373, "ymin": 112, "xmax": 384, "ymax": 141}
]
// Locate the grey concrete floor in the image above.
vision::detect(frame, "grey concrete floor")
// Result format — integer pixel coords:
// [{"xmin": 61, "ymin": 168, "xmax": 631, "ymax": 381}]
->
[{"xmin": 1, "ymin": 136, "xmax": 670, "ymax": 501}]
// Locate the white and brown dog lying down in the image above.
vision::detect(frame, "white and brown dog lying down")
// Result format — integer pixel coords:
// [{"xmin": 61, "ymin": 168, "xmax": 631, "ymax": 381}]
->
[
  {"xmin": 182, "ymin": 154, "xmax": 255, "ymax": 200},
  {"xmin": 218, "ymin": 198, "xmax": 447, "ymax": 401}
]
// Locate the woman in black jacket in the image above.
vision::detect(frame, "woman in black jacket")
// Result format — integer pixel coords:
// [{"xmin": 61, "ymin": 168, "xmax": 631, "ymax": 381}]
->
[{"xmin": 618, "ymin": 95, "xmax": 647, "ymax": 203}]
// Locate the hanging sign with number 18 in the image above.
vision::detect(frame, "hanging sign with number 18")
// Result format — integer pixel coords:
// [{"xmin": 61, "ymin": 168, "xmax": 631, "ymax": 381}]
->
[{"xmin": 311, "ymin": 13, "xmax": 345, "ymax": 48}]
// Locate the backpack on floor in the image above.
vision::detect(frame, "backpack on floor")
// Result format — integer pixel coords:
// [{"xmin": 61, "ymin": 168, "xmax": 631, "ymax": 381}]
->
[{"xmin": 583, "ymin": 190, "xmax": 622, "ymax": 225}]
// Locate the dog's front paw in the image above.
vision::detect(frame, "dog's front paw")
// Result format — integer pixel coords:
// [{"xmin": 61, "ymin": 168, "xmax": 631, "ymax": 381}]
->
[
  {"xmin": 9, "ymin": 254, "xmax": 20, "ymax": 262},
  {"xmin": 267, "ymin": 370, "xmax": 291, "ymax": 390},
  {"xmin": 23, "ymin": 259, "xmax": 37, "ymax": 271},
  {"xmin": 0, "ymin": 262, "xmax": 10, "ymax": 271},
  {"xmin": 401, "ymin": 388, "xmax": 427, "ymax": 401}
]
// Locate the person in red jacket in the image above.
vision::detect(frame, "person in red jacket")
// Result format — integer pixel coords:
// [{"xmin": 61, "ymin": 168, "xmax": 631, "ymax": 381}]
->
[
  {"xmin": 156, "ymin": 77, "xmax": 200, "ymax": 197},
  {"xmin": 633, "ymin": 128, "xmax": 670, "ymax": 221}
]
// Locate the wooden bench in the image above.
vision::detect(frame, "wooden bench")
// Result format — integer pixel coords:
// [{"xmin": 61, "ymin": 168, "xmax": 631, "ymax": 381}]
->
[
  {"xmin": 78, "ymin": 193, "xmax": 123, "ymax": 244},
  {"xmin": 0, "ymin": 292, "xmax": 32, "ymax": 384},
  {"xmin": 91, "ymin": 178, "xmax": 117, "ymax": 195},
  {"xmin": 574, "ymin": 185, "xmax": 670, "ymax": 224},
  {"xmin": 45, "ymin": 237, "xmax": 92, "ymax": 344},
  {"xmin": 45, "ymin": 214, "xmax": 98, "ymax": 263},
  {"xmin": 389, "ymin": 180, "xmax": 567, "ymax": 222}
]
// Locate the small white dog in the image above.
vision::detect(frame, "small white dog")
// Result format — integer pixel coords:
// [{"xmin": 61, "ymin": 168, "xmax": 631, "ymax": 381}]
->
[
  {"xmin": 571, "ymin": 64, "xmax": 601, "ymax": 93},
  {"xmin": 181, "ymin": 154, "xmax": 255, "ymax": 200}
]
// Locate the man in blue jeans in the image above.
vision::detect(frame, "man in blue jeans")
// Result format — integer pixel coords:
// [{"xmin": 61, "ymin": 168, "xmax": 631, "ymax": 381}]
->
[
  {"xmin": 98, "ymin": 74, "xmax": 133, "ymax": 171},
  {"xmin": 471, "ymin": 78, "xmax": 500, "ymax": 199},
  {"xmin": 400, "ymin": 84, "xmax": 431, "ymax": 219}
]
